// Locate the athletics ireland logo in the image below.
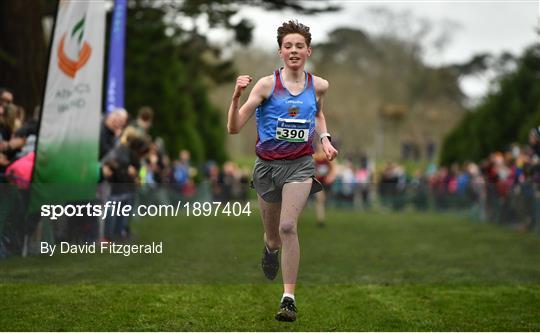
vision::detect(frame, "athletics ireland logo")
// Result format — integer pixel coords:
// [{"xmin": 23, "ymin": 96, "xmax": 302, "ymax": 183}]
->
[
  {"xmin": 57, "ymin": 16, "xmax": 92, "ymax": 78},
  {"xmin": 288, "ymin": 106, "xmax": 299, "ymax": 117}
]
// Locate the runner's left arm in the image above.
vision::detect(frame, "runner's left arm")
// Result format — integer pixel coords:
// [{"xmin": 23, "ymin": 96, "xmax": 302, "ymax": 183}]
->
[{"xmin": 314, "ymin": 77, "xmax": 338, "ymax": 161}]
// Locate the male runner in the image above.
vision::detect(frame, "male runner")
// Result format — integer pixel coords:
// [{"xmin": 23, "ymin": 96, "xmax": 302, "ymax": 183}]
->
[{"xmin": 227, "ymin": 20, "xmax": 338, "ymax": 322}]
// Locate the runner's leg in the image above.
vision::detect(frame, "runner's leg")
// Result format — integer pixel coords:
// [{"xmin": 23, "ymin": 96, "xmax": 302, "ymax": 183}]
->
[
  {"xmin": 280, "ymin": 178, "xmax": 312, "ymax": 294},
  {"xmin": 257, "ymin": 194, "xmax": 281, "ymax": 250}
]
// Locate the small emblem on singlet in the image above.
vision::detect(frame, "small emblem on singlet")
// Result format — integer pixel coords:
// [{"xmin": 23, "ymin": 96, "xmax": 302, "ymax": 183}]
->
[{"xmin": 288, "ymin": 106, "xmax": 299, "ymax": 117}]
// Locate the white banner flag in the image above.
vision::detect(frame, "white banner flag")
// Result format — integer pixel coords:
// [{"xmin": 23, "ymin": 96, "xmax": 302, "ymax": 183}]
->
[{"xmin": 32, "ymin": 0, "xmax": 106, "ymax": 204}]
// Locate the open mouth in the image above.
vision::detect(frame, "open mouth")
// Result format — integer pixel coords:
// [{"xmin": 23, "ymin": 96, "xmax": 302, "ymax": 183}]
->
[{"xmin": 290, "ymin": 57, "xmax": 300, "ymax": 61}]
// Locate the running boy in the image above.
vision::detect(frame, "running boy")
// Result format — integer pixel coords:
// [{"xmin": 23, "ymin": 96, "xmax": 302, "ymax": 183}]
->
[{"xmin": 227, "ymin": 20, "xmax": 338, "ymax": 322}]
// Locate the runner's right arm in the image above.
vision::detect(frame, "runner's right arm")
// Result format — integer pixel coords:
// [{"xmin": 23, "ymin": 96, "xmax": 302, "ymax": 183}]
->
[{"xmin": 228, "ymin": 75, "xmax": 272, "ymax": 134}]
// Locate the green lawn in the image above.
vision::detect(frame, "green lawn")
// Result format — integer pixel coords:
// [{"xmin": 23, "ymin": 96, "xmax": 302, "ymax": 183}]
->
[{"xmin": 0, "ymin": 207, "xmax": 539, "ymax": 331}]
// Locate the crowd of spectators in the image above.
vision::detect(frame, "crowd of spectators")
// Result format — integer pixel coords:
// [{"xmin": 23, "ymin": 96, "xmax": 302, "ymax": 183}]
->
[
  {"xmin": 320, "ymin": 133, "xmax": 540, "ymax": 233},
  {"xmin": 0, "ymin": 91, "xmax": 255, "ymax": 257},
  {"xmin": 1, "ymin": 85, "xmax": 539, "ymax": 257},
  {"xmin": 0, "ymin": 88, "xmax": 38, "ymax": 185},
  {"xmin": 0, "ymin": 87, "xmax": 40, "ymax": 257},
  {"xmin": 97, "ymin": 107, "xmax": 254, "ymax": 242}
]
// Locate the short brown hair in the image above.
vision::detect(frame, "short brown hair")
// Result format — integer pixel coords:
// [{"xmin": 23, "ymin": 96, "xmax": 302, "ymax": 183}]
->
[
  {"xmin": 137, "ymin": 106, "xmax": 154, "ymax": 122},
  {"xmin": 277, "ymin": 20, "xmax": 311, "ymax": 48}
]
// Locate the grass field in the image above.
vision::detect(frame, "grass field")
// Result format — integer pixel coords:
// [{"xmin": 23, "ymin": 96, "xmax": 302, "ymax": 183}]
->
[{"xmin": 0, "ymin": 206, "xmax": 539, "ymax": 331}]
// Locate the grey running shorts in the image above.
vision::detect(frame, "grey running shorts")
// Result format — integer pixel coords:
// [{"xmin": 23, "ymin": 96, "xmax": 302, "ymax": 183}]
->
[{"xmin": 252, "ymin": 155, "xmax": 323, "ymax": 203}]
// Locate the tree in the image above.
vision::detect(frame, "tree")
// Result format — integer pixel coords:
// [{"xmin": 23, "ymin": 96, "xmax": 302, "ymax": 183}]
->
[
  {"xmin": 310, "ymin": 23, "xmax": 465, "ymax": 159},
  {"xmin": 123, "ymin": 0, "xmax": 338, "ymax": 162},
  {"xmin": 0, "ymin": 0, "xmax": 48, "ymax": 115},
  {"xmin": 0, "ymin": 0, "xmax": 338, "ymax": 163},
  {"xmin": 440, "ymin": 43, "xmax": 540, "ymax": 165}
]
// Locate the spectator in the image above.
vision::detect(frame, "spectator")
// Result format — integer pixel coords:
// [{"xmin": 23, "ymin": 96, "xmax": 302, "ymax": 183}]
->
[
  {"xmin": 99, "ymin": 108, "xmax": 128, "ymax": 159},
  {"xmin": 528, "ymin": 126, "xmax": 540, "ymax": 157},
  {"xmin": 101, "ymin": 127, "xmax": 151, "ymax": 240},
  {"xmin": 12, "ymin": 107, "xmax": 39, "ymax": 159},
  {"xmin": 171, "ymin": 149, "xmax": 192, "ymax": 196},
  {"xmin": 0, "ymin": 88, "xmax": 14, "ymax": 108},
  {"xmin": 220, "ymin": 161, "xmax": 237, "ymax": 202},
  {"xmin": 335, "ymin": 160, "xmax": 356, "ymax": 207},
  {"xmin": 314, "ymin": 143, "xmax": 336, "ymax": 226},
  {"xmin": 379, "ymin": 161, "xmax": 399, "ymax": 208},
  {"xmin": 132, "ymin": 106, "xmax": 153, "ymax": 134},
  {"xmin": 410, "ymin": 168, "xmax": 429, "ymax": 211},
  {"xmin": 354, "ymin": 155, "xmax": 371, "ymax": 210},
  {"xmin": 0, "ymin": 104, "xmax": 18, "ymax": 174}
]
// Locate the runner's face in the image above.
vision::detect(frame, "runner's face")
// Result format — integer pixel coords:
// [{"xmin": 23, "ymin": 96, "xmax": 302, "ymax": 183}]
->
[{"xmin": 279, "ymin": 33, "xmax": 311, "ymax": 70}]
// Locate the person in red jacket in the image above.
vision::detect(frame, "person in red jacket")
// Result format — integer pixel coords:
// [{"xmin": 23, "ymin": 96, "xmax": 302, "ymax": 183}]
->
[{"xmin": 313, "ymin": 143, "xmax": 336, "ymax": 226}]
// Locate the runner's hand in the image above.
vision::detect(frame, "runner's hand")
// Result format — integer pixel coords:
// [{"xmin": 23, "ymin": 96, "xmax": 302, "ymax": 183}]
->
[
  {"xmin": 233, "ymin": 75, "xmax": 252, "ymax": 98},
  {"xmin": 322, "ymin": 139, "xmax": 338, "ymax": 161}
]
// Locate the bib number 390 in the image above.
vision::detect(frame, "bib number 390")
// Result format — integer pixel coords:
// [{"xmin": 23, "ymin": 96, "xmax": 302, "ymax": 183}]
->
[{"xmin": 276, "ymin": 118, "xmax": 310, "ymax": 143}]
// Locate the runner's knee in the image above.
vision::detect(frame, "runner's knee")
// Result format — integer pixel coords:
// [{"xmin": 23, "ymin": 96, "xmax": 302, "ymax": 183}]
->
[{"xmin": 279, "ymin": 220, "xmax": 297, "ymax": 235}]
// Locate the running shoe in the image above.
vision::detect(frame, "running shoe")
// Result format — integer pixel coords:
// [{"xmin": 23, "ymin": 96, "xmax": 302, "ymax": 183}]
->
[
  {"xmin": 261, "ymin": 245, "xmax": 279, "ymax": 280},
  {"xmin": 275, "ymin": 296, "xmax": 297, "ymax": 322}
]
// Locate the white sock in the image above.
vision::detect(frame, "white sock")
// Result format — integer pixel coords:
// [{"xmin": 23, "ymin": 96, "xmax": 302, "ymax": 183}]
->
[
  {"xmin": 265, "ymin": 244, "xmax": 278, "ymax": 253},
  {"xmin": 281, "ymin": 293, "xmax": 295, "ymax": 302}
]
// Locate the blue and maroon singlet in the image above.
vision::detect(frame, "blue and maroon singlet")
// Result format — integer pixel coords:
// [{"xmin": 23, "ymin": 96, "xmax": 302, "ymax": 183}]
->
[{"xmin": 255, "ymin": 68, "xmax": 318, "ymax": 160}]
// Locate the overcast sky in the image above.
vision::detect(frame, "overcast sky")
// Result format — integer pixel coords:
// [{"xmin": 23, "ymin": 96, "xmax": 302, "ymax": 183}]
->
[{"xmin": 226, "ymin": 1, "xmax": 539, "ymax": 98}]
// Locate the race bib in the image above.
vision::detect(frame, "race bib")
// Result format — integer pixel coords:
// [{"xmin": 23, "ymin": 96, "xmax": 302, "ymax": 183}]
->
[{"xmin": 275, "ymin": 118, "xmax": 310, "ymax": 142}]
